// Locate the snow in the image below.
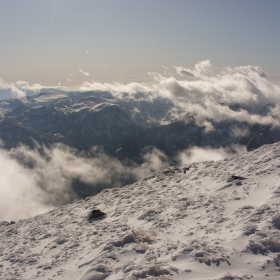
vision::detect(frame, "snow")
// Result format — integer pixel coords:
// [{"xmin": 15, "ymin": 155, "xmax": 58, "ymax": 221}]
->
[{"xmin": 1, "ymin": 142, "xmax": 280, "ymax": 279}]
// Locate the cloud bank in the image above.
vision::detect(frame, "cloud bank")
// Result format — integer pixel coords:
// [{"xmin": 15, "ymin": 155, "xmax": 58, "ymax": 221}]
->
[
  {"xmin": 0, "ymin": 143, "xmax": 174, "ymax": 221},
  {"xmin": 0, "ymin": 141, "xmax": 250, "ymax": 221},
  {"xmin": 1, "ymin": 60, "xmax": 280, "ymax": 221},
  {"xmin": 79, "ymin": 60, "xmax": 280, "ymax": 127},
  {"xmin": 0, "ymin": 79, "xmax": 28, "ymax": 100},
  {"xmin": 1, "ymin": 60, "xmax": 280, "ymax": 128},
  {"xmin": 79, "ymin": 60, "xmax": 280, "ymax": 107},
  {"xmin": 0, "ymin": 79, "xmax": 65, "ymax": 100}
]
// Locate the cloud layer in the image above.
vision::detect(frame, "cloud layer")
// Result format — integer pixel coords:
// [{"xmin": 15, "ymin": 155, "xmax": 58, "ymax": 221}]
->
[
  {"xmin": 79, "ymin": 60, "xmax": 280, "ymax": 127},
  {"xmin": 0, "ymin": 143, "xmax": 174, "ymax": 221},
  {"xmin": 1, "ymin": 60, "xmax": 280, "ymax": 220},
  {"xmin": 0, "ymin": 79, "xmax": 64, "ymax": 100},
  {"xmin": 0, "ymin": 141, "xmax": 250, "ymax": 221},
  {"xmin": 79, "ymin": 60, "xmax": 280, "ymax": 107},
  {"xmin": 1, "ymin": 60, "xmax": 280, "ymax": 128}
]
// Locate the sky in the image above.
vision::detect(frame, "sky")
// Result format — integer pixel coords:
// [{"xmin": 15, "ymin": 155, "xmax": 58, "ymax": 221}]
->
[{"xmin": 0, "ymin": 0, "xmax": 280, "ymax": 87}]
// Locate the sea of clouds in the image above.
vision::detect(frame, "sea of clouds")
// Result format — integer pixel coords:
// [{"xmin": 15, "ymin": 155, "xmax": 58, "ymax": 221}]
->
[
  {"xmin": 0, "ymin": 142, "xmax": 247, "ymax": 221},
  {"xmin": 0, "ymin": 60, "xmax": 279, "ymax": 220}
]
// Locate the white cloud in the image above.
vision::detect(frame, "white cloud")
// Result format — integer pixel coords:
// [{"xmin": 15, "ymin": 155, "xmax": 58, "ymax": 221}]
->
[
  {"xmin": 80, "ymin": 61, "xmax": 279, "ymax": 105},
  {"xmin": 201, "ymin": 120, "xmax": 215, "ymax": 133},
  {"xmin": 0, "ymin": 78, "xmax": 26, "ymax": 99},
  {"xmin": 78, "ymin": 68, "xmax": 90, "ymax": 76},
  {"xmin": 176, "ymin": 100, "xmax": 280, "ymax": 127},
  {"xmin": 2, "ymin": 60, "xmax": 278, "ymax": 127},
  {"xmin": 80, "ymin": 60, "xmax": 280, "ymax": 127},
  {"xmin": 175, "ymin": 60, "xmax": 212, "ymax": 78},
  {"xmin": 228, "ymin": 65, "xmax": 266, "ymax": 77},
  {"xmin": 1, "ymin": 60, "xmax": 274, "ymax": 122},
  {"xmin": 178, "ymin": 144, "xmax": 247, "ymax": 165},
  {"xmin": 0, "ymin": 143, "xmax": 174, "ymax": 221},
  {"xmin": 141, "ymin": 147, "xmax": 169, "ymax": 174},
  {"xmin": 194, "ymin": 59, "xmax": 212, "ymax": 75},
  {"xmin": 0, "ymin": 78, "xmax": 60, "ymax": 100},
  {"xmin": 80, "ymin": 80, "xmax": 157, "ymax": 100},
  {"xmin": 270, "ymin": 102, "xmax": 280, "ymax": 119},
  {"xmin": 0, "ymin": 148, "xmax": 52, "ymax": 221},
  {"xmin": 175, "ymin": 66, "xmax": 196, "ymax": 77}
]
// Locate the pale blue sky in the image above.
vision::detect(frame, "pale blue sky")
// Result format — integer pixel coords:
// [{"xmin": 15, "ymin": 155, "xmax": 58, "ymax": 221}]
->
[{"xmin": 0, "ymin": 0, "xmax": 279, "ymax": 86}]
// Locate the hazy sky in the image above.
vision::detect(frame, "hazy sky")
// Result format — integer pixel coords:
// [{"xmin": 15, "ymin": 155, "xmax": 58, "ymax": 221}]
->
[{"xmin": 0, "ymin": 0, "xmax": 279, "ymax": 86}]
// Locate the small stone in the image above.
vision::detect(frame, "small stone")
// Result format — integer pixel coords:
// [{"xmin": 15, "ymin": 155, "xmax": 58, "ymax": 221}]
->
[{"xmin": 89, "ymin": 209, "xmax": 106, "ymax": 219}]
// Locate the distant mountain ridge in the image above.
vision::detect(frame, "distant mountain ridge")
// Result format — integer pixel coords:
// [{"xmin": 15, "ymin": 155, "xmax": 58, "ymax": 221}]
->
[{"xmin": 0, "ymin": 90, "xmax": 280, "ymax": 161}]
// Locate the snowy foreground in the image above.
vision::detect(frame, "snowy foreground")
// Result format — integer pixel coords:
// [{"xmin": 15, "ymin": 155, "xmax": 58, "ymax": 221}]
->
[{"xmin": 1, "ymin": 142, "xmax": 280, "ymax": 280}]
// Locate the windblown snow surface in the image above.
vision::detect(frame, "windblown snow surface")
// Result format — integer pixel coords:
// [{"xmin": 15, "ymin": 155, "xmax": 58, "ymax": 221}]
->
[{"xmin": 1, "ymin": 142, "xmax": 280, "ymax": 280}]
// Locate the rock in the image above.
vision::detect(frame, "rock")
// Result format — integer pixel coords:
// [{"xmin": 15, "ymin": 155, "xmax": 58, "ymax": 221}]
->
[
  {"xmin": 89, "ymin": 209, "xmax": 106, "ymax": 219},
  {"xmin": 183, "ymin": 167, "xmax": 190, "ymax": 174},
  {"xmin": 231, "ymin": 175, "xmax": 246, "ymax": 180}
]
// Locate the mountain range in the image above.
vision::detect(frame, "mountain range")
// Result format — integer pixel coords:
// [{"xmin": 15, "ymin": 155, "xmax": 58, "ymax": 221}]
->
[{"xmin": 1, "ymin": 90, "xmax": 280, "ymax": 163}]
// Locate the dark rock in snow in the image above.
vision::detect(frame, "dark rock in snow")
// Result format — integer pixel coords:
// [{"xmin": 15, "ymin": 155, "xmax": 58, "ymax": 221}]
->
[
  {"xmin": 183, "ymin": 167, "xmax": 190, "ymax": 174},
  {"xmin": 231, "ymin": 175, "xmax": 246, "ymax": 180},
  {"xmin": 89, "ymin": 209, "xmax": 106, "ymax": 220}
]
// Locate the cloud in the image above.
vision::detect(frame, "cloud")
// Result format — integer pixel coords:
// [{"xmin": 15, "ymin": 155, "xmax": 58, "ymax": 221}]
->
[
  {"xmin": 230, "ymin": 126, "xmax": 251, "ymax": 138},
  {"xmin": 175, "ymin": 66, "xmax": 195, "ymax": 77},
  {"xmin": 80, "ymin": 61, "xmax": 279, "ymax": 105},
  {"xmin": 201, "ymin": 120, "xmax": 215, "ymax": 133},
  {"xmin": 80, "ymin": 80, "xmax": 157, "ymax": 100},
  {"xmin": 0, "ymin": 78, "xmax": 62, "ymax": 100},
  {"xmin": 0, "ymin": 142, "xmax": 173, "ymax": 221},
  {"xmin": 0, "ymin": 78, "xmax": 26, "ymax": 99},
  {"xmin": 141, "ymin": 147, "xmax": 170, "ymax": 175},
  {"xmin": 0, "ymin": 147, "xmax": 53, "ymax": 221},
  {"xmin": 175, "ymin": 60, "xmax": 212, "ymax": 78},
  {"xmin": 80, "ymin": 60, "xmax": 280, "ymax": 127},
  {"xmin": 228, "ymin": 65, "xmax": 267, "ymax": 77},
  {"xmin": 0, "ymin": 139, "xmax": 247, "ymax": 222},
  {"xmin": 178, "ymin": 144, "xmax": 248, "ymax": 165},
  {"xmin": 78, "ymin": 68, "xmax": 90, "ymax": 76},
  {"xmin": 194, "ymin": 59, "xmax": 212, "ymax": 75},
  {"xmin": 175, "ymin": 100, "xmax": 280, "ymax": 127},
  {"xmin": 1, "ymin": 61, "xmax": 279, "ymax": 118},
  {"xmin": 2, "ymin": 60, "xmax": 278, "ymax": 136},
  {"xmin": 1, "ymin": 60, "xmax": 280, "ymax": 221},
  {"xmin": 270, "ymin": 102, "xmax": 280, "ymax": 119}
]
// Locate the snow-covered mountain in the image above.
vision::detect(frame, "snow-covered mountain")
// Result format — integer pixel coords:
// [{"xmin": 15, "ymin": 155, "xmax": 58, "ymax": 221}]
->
[
  {"xmin": 0, "ymin": 90, "xmax": 280, "ymax": 161},
  {"xmin": 1, "ymin": 141, "xmax": 280, "ymax": 280}
]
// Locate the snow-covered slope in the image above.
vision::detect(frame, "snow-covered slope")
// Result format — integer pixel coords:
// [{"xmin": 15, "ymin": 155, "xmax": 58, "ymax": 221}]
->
[{"xmin": 1, "ymin": 142, "xmax": 280, "ymax": 280}]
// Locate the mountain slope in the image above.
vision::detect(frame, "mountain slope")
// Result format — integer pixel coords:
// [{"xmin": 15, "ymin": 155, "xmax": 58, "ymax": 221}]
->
[{"xmin": 1, "ymin": 142, "xmax": 280, "ymax": 279}]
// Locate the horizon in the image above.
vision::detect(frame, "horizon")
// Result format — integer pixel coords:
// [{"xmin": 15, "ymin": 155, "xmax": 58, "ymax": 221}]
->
[{"xmin": 0, "ymin": 59, "xmax": 280, "ymax": 101}]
